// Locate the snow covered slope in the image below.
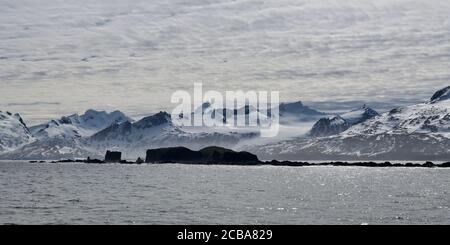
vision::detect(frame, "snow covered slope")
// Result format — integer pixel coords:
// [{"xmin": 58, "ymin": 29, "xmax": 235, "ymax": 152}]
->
[
  {"xmin": 0, "ymin": 137, "xmax": 96, "ymax": 160},
  {"xmin": 309, "ymin": 115, "xmax": 351, "ymax": 137},
  {"xmin": 310, "ymin": 105, "xmax": 379, "ymax": 137},
  {"xmin": 247, "ymin": 87, "xmax": 450, "ymax": 160},
  {"xmin": 1, "ymin": 109, "xmax": 131, "ymax": 160},
  {"xmin": 0, "ymin": 111, "xmax": 34, "ymax": 153},
  {"xmin": 30, "ymin": 109, "xmax": 131, "ymax": 140},
  {"xmin": 345, "ymin": 87, "xmax": 450, "ymax": 137},
  {"xmin": 2, "ymin": 87, "xmax": 450, "ymax": 160}
]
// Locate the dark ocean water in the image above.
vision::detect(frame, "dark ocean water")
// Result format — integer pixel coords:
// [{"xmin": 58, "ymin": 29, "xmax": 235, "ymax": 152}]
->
[{"xmin": 0, "ymin": 161, "xmax": 449, "ymax": 225}]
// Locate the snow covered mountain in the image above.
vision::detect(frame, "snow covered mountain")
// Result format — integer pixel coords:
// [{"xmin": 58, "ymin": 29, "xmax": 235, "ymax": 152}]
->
[
  {"xmin": 0, "ymin": 111, "xmax": 34, "ymax": 153},
  {"xmin": 30, "ymin": 109, "xmax": 131, "ymax": 140},
  {"xmin": 310, "ymin": 105, "xmax": 379, "ymax": 137},
  {"xmin": 247, "ymin": 87, "xmax": 450, "ymax": 161},
  {"xmin": 1, "ymin": 109, "xmax": 131, "ymax": 160},
  {"xmin": 88, "ymin": 111, "xmax": 258, "ymax": 158},
  {"xmin": 345, "ymin": 87, "xmax": 450, "ymax": 137},
  {"xmin": 309, "ymin": 115, "xmax": 351, "ymax": 137},
  {"xmin": 2, "ymin": 87, "xmax": 450, "ymax": 161}
]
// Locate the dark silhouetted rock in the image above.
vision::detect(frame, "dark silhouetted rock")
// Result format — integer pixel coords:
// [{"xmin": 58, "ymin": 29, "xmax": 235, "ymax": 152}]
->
[
  {"xmin": 85, "ymin": 157, "xmax": 105, "ymax": 164},
  {"xmin": 199, "ymin": 146, "xmax": 260, "ymax": 164},
  {"xmin": 146, "ymin": 147, "xmax": 203, "ymax": 163},
  {"xmin": 119, "ymin": 160, "xmax": 134, "ymax": 164},
  {"xmin": 136, "ymin": 157, "xmax": 144, "ymax": 164},
  {"xmin": 145, "ymin": 146, "xmax": 260, "ymax": 165},
  {"xmin": 104, "ymin": 150, "xmax": 122, "ymax": 163}
]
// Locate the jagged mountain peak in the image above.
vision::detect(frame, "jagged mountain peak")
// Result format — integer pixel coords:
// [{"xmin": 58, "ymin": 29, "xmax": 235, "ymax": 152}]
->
[
  {"xmin": 134, "ymin": 111, "xmax": 172, "ymax": 128},
  {"xmin": 91, "ymin": 111, "xmax": 175, "ymax": 143},
  {"xmin": 246, "ymin": 87, "xmax": 450, "ymax": 160},
  {"xmin": 430, "ymin": 86, "xmax": 450, "ymax": 103},
  {"xmin": 309, "ymin": 105, "xmax": 379, "ymax": 137},
  {"xmin": 12, "ymin": 112, "xmax": 28, "ymax": 129},
  {"xmin": 30, "ymin": 109, "xmax": 132, "ymax": 139},
  {"xmin": 0, "ymin": 111, "xmax": 34, "ymax": 153},
  {"xmin": 310, "ymin": 115, "xmax": 350, "ymax": 137},
  {"xmin": 341, "ymin": 104, "xmax": 379, "ymax": 125}
]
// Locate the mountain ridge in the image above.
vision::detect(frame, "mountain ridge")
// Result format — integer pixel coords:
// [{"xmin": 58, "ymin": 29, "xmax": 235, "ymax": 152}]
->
[
  {"xmin": 1, "ymin": 87, "xmax": 449, "ymax": 161},
  {"xmin": 246, "ymin": 86, "xmax": 450, "ymax": 160}
]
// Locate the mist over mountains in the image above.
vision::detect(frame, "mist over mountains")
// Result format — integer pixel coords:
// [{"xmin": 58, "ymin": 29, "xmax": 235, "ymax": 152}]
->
[
  {"xmin": 0, "ymin": 100, "xmax": 318, "ymax": 159},
  {"xmin": 1, "ymin": 86, "xmax": 450, "ymax": 161},
  {"xmin": 247, "ymin": 86, "xmax": 450, "ymax": 160}
]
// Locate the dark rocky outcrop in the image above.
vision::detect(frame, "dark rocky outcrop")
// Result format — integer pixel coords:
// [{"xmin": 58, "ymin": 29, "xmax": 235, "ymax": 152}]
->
[
  {"xmin": 199, "ymin": 146, "xmax": 260, "ymax": 164},
  {"xmin": 29, "ymin": 160, "xmax": 46, "ymax": 163},
  {"xmin": 119, "ymin": 160, "xmax": 135, "ymax": 164},
  {"xmin": 146, "ymin": 147, "xmax": 203, "ymax": 163},
  {"xmin": 104, "ymin": 151, "xmax": 122, "ymax": 163},
  {"xmin": 50, "ymin": 158, "xmax": 105, "ymax": 164},
  {"xmin": 86, "ymin": 157, "xmax": 105, "ymax": 164},
  {"xmin": 145, "ymin": 146, "xmax": 260, "ymax": 165}
]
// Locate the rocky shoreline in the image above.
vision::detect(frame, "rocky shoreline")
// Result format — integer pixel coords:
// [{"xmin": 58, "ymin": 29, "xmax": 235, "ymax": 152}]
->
[
  {"xmin": 28, "ymin": 159, "xmax": 450, "ymax": 168},
  {"xmin": 26, "ymin": 146, "xmax": 450, "ymax": 168}
]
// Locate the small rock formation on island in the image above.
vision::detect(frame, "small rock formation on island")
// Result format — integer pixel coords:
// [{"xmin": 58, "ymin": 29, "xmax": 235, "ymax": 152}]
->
[
  {"xmin": 104, "ymin": 150, "xmax": 122, "ymax": 163},
  {"xmin": 145, "ymin": 146, "xmax": 260, "ymax": 165},
  {"xmin": 135, "ymin": 157, "xmax": 144, "ymax": 164}
]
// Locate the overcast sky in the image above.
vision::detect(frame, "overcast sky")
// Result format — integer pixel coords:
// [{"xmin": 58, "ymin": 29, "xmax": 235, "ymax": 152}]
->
[{"xmin": 1, "ymin": 0, "xmax": 449, "ymax": 124}]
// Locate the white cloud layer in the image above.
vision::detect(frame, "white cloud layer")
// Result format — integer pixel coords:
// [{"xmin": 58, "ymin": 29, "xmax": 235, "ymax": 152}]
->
[{"xmin": 0, "ymin": 0, "xmax": 449, "ymax": 124}]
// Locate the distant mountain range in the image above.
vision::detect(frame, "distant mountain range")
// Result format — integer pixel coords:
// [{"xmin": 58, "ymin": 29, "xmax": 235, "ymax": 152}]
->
[
  {"xmin": 247, "ymin": 86, "xmax": 450, "ymax": 161},
  {"xmin": 1, "ymin": 87, "xmax": 450, "ymax": 161},
  {"xmin": 0, "ymin": 110, "xmax": 131, "ymax": 160},
  {"xmin": 1, "ymin": 100, "xmax": 322, "ymax": 159}
]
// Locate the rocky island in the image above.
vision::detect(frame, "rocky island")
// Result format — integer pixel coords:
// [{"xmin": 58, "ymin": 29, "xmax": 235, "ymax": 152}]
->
[
  {"xmin": 29, "ymin": 146, "xmax": 450, "ymax": 168},
  {"xmin": 145, "ymin": 146, "xmax": 260, "ymax": 165}
]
